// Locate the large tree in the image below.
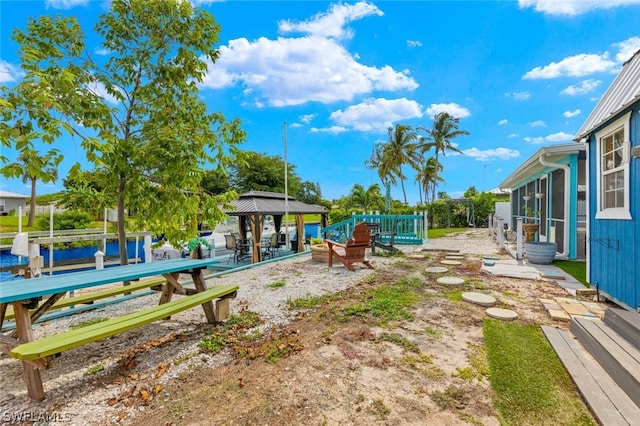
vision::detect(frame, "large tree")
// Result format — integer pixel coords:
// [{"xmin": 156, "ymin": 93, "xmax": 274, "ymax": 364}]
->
[
  {"xmin": 344, "ymin": 183, "xmax": 383, "ymax": 213},
  {"xmin": 0, "ymin": 148, "xmax": 62, "ymax": 226},
  {"xmin": 230, "ymin": 151, "xmax": 301, "ymax": 195},
  {"xmin": 5, "ymin": 0, "xmax": 245, "ymax": 262},
  {"xmin": 415, "ymin": 157, "xmax": 443, "ymax": 205},
  {"xmin": 365, "ymin": 125, "xmax": 419, "ymax": 206},
  {"xmin": 419, "ymin": 112, "xmax": 470, "ymax": 201},
  {"xmin": 383, "ymin": 124, "xmax": 420, "ymax": 205}
]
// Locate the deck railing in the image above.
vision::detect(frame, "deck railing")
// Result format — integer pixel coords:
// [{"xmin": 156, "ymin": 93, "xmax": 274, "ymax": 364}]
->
[{"xmin": 321, "ymin": 214, "xmax": 426, "ymax": 244}]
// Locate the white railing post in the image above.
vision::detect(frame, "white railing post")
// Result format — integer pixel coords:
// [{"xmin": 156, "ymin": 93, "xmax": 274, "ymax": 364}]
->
[
  {"xmin": 94, "ymin": 250, "xmax": 104, "ymax": 270},
  {"xmin": 497, "ymin": 217, "xmax": 504, "ymax": 246},
  {"xmin": 516, "ymin": 217, "xmax": 523, "ymax": 260},
  {"xmin": 144, "ymin": 234, "xmax": 153, "ymax": 263}
]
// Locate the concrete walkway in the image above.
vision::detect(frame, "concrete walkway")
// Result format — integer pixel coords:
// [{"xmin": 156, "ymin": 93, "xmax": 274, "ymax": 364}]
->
[{"xmin": 415, "ymin": 229, "xmax": 586, "ymax": 296}]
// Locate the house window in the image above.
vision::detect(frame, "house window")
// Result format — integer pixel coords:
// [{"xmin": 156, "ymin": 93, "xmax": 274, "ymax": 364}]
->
[{"xmin": 595, "ymin": 112, "xmax": 631, "ymax": 220}]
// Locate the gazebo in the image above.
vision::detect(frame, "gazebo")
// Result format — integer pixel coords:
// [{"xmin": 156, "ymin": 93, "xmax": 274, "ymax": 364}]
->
[{"xmin": 223, "ymin": 191, "xmax": 329, "ymax": 263}]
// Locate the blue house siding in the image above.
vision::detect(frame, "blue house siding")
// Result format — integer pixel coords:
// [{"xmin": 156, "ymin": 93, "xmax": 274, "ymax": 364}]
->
[{"xmin": 587, "ymin": 104, "xmax": 639, "ymax": 311}]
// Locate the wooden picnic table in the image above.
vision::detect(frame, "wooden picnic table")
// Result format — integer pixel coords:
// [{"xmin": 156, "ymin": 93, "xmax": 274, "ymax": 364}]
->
[{"xmin": 0, "ymin": 257, "xmax": 237, "ymax": 401}]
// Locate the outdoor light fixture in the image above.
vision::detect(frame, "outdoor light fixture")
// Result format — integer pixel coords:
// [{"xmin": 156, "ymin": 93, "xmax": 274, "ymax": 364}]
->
[
  {"xmin": 523, "ymin": 194, "xmax": 532, "ymax": 201},
  {"xmin": 535, "ymin": 192, "xmax": 544, "ymax": 199}
]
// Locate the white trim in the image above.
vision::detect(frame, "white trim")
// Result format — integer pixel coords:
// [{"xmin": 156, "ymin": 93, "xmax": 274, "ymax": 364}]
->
[{"xmin": 594, "ymin": 112, "xmax": 632, "ymax": 220}]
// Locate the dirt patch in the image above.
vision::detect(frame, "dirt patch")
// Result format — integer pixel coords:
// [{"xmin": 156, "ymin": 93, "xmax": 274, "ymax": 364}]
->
[{"xmin": 119, "ymin": 254, "xmax": 571, "ymax": 426}]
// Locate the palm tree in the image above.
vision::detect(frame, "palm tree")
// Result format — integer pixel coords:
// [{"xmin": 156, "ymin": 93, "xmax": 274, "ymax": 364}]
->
[
  {"xmin": 419, "ymin": 112, "xmax": 470, "ymax": 201},
  {"xmin": 346, "ymin": 183, "xmax": 383, "ymax": 212},
  {"xmin": 380, "ymin": 124, "xmax": 420, "ymax": 205},
  {"xmin": 0, "ymin": 148, "xmax": 63, "ymax": 226},
  {"xmin": 416, "ymin": 157, "xmax": 444, "ymax": 204}
]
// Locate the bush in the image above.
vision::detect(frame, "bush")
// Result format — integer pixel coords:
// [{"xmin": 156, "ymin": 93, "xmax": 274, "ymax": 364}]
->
[{"xmin": 36, "ymin": 210, "xmax": 93, "ymax": 231}]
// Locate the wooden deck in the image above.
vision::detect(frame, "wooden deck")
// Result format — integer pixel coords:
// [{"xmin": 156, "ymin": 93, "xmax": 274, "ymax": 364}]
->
[
  {"xmin": 542, "ymin": 307, "xmax": 640, "ymax": 425},
  {"xmin": 542, "ymin": 326, "xmax": 640, "ymax": 425}
]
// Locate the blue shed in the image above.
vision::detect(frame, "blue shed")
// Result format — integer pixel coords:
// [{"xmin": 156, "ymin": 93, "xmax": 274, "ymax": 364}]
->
[{"xmin": 574, "ymin": 49, "xmax": 640, "ymax": 311}]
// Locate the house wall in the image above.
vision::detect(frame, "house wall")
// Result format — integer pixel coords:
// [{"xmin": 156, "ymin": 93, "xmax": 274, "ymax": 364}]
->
[
  {"xmin": 0, "ymin": 197, "xmax": 26, "ymax": 215},
  {"xmin": 587, "ymin": 104, "xmax": 640, "ymax": 311},
  {"xmin": 508, "ymin": 153, "xmax": 585, "ymax": 259}
]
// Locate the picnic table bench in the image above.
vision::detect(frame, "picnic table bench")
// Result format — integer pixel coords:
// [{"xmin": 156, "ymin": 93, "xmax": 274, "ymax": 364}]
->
[
  {"xmin": 0, "ymin": 257, "xmax": 237, "ymax": 401},
  {"xmin": 365, "ymin": 216, "xmax": 398, "ymax": 254}
]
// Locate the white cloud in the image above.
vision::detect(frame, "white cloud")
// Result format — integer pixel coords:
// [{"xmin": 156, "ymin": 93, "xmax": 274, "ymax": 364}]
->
[
  {"xmin": 0, "ymin": 60, "xmax": 23, "ymax": 83},
  {"xmin": 524, "ymin": 136, "xmax": 546, "ymax": 144},
  {"xmin": 506, "ymin": 91, "xmax": 531, "ymax": 101},
  {"xmin": 518, "ymin": 0, "xmax": 640, "ymax": 16},
  {"xmin": 529, "ymin": 120, "xmax": 546, "ymax": 127},
  {"xmin": 289, "ymin": 123, "xmax": 303, "ymax": 128},
  {"xmin": 86, "ymin": 80, "xmax": 120, "ymax": 105},
  {"xmin": 330, "ymin": 98, "xmax": 423, "ymax": 132},
  {"xmin": 278, "ymin": 1, "xmax": 383, "ymax": 40},
  {"xmin": 45, "ymin": 0, "xmax": 89, "ymax": 9},
  {"xmin": 561, "ymin": 79, "xmax": 601, "ymax": 95},
  {"xmin": 498, "ymin": 119, "xmax": 508, "ymax": 125},
  {"xmin": 310, "ymin": 125, "xmax": 348, "ymax": 134},
  {"xmin": 545, "ymin": 131, "xmax": 574, "ymax": 142},
  {"xmin": 94, "ymin": 48, "xmax": 110, "ymax": 56},
  {"xmin": 563, "ymin": 109, "xmax": 581, "ymax": 118},
  {"xmin": 524, "ymin": 131, "xmax": 574, "ymax": 144},
  {"xmin": 462, "ymin": 147, "xmax": 520, "ymax": 161},
  {"xmin": 507, "ymin": 133, "xmax": 519, "ymax": 138},
  {"xmin": 407, "ymin": 40, "xmax": 423, "ymax": 48},
  {"xmin": 425, "ymin": 103, "xmax": 471, "ymax": 119},
  {"xmin": 613, "ymin": 36, "xmax": 640, "ymax": 63},
  {"xmin": 523, "ymin": 53, "xmax": 616, "ymax": 79},
  {"xmin": 300, "ymin": 114, "xmax": 316, "ymax": 124},
  {"xmin": 201, "ymin": 33, "xmax": 418, "ymax": 106}
]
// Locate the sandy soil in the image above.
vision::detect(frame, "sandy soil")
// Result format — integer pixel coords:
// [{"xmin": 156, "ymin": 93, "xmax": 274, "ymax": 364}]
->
[{"xmin": 118, "ymin": 253, "xmax": 572, "ymax": 426}]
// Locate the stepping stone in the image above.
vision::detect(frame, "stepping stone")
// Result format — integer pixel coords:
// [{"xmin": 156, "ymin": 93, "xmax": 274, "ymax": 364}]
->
[
  {"xmin": 483, "ymin": 260, "xmax": 495, "ymax": 266},
  {"xmin": 409, "ymin": 254, "xmax": 426, "ymax": 259},
  {"xmin": 440, "ymin": 260, "xmax": 462, "ymax": 266},
  {"xmin": 462, "ymin": 292, "xmax": 496, "ymax": 307},
  {"xmin": 445, "ymin": 255, "xmax": 465, "ymax": 260},
  {"xmin": 483, "ymin": 254, "xmax": 501, "ymax": 260},
  {"xmin": 548, "ymin": 309, "xmax": 571, "ymax": 322},
  {"xmin": 436, "ymin": 276, "xmax": 464, "ymax": 286},
  {"xmin": 425, "ymin": 266, "xmax": 449, "ymax": 273},
  {"xmin": 486, "ymin": 307, "xmax": 518, "ymax": 321}
]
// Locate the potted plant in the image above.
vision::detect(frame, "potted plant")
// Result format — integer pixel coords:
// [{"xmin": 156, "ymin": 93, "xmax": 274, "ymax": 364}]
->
[
  {"xmin": 309, "ymin": 237, "xmax": 330, "ymax": 263},
  {"xmin": 522, "ymin": 206, "xmax": 539, "ymax": 242}
]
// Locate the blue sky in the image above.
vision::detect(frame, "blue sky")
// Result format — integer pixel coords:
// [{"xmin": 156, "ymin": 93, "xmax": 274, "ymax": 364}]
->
[{"xmin": 2, "ymin": 0, "xmax": 640, "ymax": 204}]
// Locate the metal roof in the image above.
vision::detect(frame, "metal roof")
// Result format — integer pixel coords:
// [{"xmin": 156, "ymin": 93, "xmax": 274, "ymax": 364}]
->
[
  {"xmin": 0, "ymin": 190, "xmax": 29, "ymax": 199},
  {"xmin": 499, "ymin": 143, "xmax": 586, "ymax": 189},
  {"xmin": 224, "ymin": 191, "xmax": 328, "ymax": 216},
  {"xmin": 574, "ymin": 49, "xmax": 640, "ymax": 141}
]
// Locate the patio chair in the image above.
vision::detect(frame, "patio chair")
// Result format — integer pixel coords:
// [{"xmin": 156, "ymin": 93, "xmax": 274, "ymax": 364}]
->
[
  {"xmin": 224, "ymin": 234, "xmax": 241, "ymax": 263},
  {"xmin": 268, "ymin": 233, "xmax": 282, "ymax": 258},
  {"xmin": 325, "ymin": 222, "xmax": 374, "ymax": 272}
]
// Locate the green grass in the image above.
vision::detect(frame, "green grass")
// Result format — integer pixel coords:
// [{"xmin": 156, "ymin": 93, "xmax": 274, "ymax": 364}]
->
[
  {"xmin": 483, "ymin": 318, "xmax": 596, "ymax": 425},
  {"xmin": 427, "ymin": 227, "xmax": 468, "ymax": 239},
  {"xmin": 553, "ymin": 260, "xmax": 588, "ymax": 287},
  {"xmin": 342, "ymin": 278, "xmax": 422, "ymax": 325},
  {"xmin": 266, "ymin": 279, "xmax": 286, "ymax": 288}
]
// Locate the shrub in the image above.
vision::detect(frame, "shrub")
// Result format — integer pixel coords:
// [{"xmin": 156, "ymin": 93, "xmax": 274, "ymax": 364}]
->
[{"xmin": 36, "ymin": 210, "xmax": 93, "ymax": 230}]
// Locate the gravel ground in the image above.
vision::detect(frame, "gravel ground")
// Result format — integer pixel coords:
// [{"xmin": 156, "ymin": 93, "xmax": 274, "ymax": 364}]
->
[{"xmin": 1, "ymin": 249, "xmax": 409, "ymax": 425}]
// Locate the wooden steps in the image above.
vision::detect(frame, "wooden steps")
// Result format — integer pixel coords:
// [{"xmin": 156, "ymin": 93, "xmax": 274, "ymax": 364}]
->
[
  {"xmin": 541, "ymin": 326, "xmax": 640, "ymax": 425},
  {"xmin": 542, "ymin": 306, "xmax": 640, "ymax": 424}
]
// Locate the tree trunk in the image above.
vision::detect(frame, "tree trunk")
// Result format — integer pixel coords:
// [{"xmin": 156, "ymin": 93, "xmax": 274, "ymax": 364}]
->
[
  {"xmin": 27, "ymin": 178, "xmax": 36, "ymax": 227},
  {"xmin": 117, "ymin": 177, "xmax": 129, "ymax": 267}
]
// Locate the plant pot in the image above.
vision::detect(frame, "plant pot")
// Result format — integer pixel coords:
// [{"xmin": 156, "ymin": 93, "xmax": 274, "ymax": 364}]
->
[
  {"xmin": 525, "ymin": 241, "xmax": 557, "ymax": 265},
  {"xmin": 522, "ymin": 223, "xmax": 539, "ymax": 242},
  {"xmin": 310, "ymin": 244, "xmax": 330, "ymax": 263}
]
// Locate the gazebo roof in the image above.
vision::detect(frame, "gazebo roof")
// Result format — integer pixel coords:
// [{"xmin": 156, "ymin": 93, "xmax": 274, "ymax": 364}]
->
[{"xmin": 224, "ymin": 191, "xmax": 328, "ymax": 216}]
